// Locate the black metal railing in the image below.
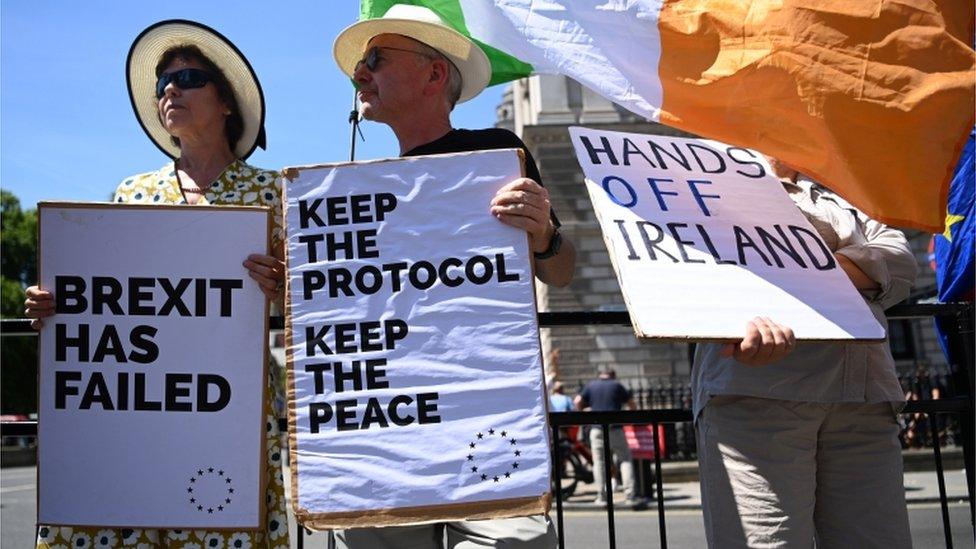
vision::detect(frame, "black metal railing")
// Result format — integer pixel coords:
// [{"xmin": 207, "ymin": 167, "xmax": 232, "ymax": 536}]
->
[
  {"xmin": 538, "ymin": 303, "xmax": 974, "ymax": 549},
  {"xmin": 597, "ymin": 368, "xmax": 966, "ymax": 463},
  {"xmin": 2, "ymin": 302, "xmax": 973, "ymax": 548},
  {"xmin": 547, "ymin": 399, "xmax": 971, "ymax": 549}
]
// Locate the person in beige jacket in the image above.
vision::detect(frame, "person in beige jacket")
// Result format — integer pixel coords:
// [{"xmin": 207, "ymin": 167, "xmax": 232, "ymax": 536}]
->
[{"xmin": 693, "ymin": 155, "xmax": 919, "ymax": 548}]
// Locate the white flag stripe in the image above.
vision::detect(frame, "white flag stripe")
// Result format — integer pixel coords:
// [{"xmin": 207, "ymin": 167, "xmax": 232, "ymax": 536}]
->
[{"xmin": 462, "ymin": 0, "xmax": 665, "ymax": 121}]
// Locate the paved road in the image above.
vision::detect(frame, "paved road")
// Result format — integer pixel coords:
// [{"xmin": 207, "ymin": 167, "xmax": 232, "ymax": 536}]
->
[
  {"xmin": 4, "ymin": 465, "xmax": 973, "ymax": 548},
  {"xmin": 1, "ymin": 466, "xmax": 36, "ymax": 549},
  {"xmin": 559, "ymin": 469, "xmax": 970, "ymax": 511},
  {"xmin": 284, "ymin": 507, "xmax": 974, "ymax": 548},
  {"xmin": 554, "ymin": 506, "xmax": 973, "ymax": 548}
]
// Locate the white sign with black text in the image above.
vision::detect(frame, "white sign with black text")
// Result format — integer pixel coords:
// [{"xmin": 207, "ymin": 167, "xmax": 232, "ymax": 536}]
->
[
  {"xmin": 284, "ymin": 150, "xmax": 550, "ymax": 529},
  {"xmin": 569, "ymin": 126, "xmax": 884, "ymax": 340},
  {"xmin": 37, "ymin": 203, "xmax": 270, "ymax": 528}
]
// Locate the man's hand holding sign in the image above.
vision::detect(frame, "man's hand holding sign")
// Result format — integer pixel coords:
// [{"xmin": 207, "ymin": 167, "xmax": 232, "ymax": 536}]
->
[
  {"xmin": 720, "ymin": 317, "xmax": 796, "ymax": 367},
  {"xmin": 490, "ymin": 178, "xmax": 571, "ymax": 288}
]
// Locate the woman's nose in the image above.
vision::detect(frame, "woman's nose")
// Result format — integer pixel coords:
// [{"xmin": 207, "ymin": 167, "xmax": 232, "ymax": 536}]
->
[{"xmin": 162, "ymin": 81, "xmax": 181, "ymax": 98}]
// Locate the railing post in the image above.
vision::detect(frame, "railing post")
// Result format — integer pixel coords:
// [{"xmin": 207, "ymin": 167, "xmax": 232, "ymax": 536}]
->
[
  {"xmin": 929, "ymin": 413, "xmax": 954, "ymax": 549},
  {"xmin": 947, "ymin": 305, "xmax": 975, "ymax": 528},
  {"xmin": 601, "ymin": 423, "xmax": 617, "ymax": 549},
  {"xmin": 551, "ymin": 423, "xmax": 565, "ymax": 549},
  {"xmin": 651, "ymin": 421, "xmax": 668, "ymax": 549}
]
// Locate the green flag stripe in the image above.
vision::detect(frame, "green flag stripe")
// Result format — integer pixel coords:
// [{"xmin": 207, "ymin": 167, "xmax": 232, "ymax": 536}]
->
[{"xmin": 359, "ymin": 0, "xmax": 534, "ymax": 86}]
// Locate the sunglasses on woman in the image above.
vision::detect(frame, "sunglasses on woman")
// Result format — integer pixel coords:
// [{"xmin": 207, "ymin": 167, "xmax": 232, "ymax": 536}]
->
[
  {"xmin": 354, "ymin": 46, "xmax": 436, "ymax": 73},
  {"xmin": 156, "ymin": 68, "xmax": 215, "ymax": 98}
]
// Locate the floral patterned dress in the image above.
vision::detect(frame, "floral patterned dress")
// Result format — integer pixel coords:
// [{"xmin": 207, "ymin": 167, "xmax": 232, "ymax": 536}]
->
[{"xmin": 36, "ymin": 160, "xmax": 289, "ymax": 549}]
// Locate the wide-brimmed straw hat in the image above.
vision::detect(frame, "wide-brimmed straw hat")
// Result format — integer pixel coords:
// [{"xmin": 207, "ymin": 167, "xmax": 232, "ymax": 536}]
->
[
  {"xmin": 127, "ymin": 19, "xmax": 266, "ymax": 160},
  {"xmin": 333, "ymin": 4, "xmax": 491, "ymax": 104}
]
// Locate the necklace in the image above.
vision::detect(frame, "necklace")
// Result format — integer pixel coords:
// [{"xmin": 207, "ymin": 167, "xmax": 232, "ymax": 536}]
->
[
  {"xmin": 174, "ymin": 158, "xmax": 227, "ymax": 199},
  {"xmin": 180, "ymin": 185, "xmax": 212, "ymax": 194}
]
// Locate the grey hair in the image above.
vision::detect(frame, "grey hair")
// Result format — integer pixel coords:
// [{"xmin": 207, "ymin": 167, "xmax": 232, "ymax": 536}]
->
[{"xmin": 412, "ymin": 41, "xmax": 463, "ymax": 110}]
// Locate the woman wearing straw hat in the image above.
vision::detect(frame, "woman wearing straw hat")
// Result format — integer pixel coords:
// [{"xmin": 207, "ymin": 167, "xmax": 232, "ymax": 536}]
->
[{"xmin": 28, "ymin": 19, "xmax": 289, "ymax": 549}]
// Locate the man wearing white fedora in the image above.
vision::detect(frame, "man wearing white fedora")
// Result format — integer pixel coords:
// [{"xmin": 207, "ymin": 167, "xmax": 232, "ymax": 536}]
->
[{"xmin": 330, "ymin": 3, "xmax": 575, "ymax": 548}]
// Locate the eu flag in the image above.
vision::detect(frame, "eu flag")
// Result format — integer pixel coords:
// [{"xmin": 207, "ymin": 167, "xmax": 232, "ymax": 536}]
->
[{"xmin": 933, "ymin": 128, "xmax": 974, "ymax": 365}]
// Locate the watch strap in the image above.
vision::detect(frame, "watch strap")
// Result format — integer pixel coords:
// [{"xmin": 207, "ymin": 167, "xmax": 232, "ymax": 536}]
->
[{"xmin": 533, "ymin": 228, "xmax": 562, "ymax": 260}]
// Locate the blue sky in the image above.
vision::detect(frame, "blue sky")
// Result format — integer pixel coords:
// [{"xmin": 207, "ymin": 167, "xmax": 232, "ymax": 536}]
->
[{"xmin": 0, "ymin": 1, "xmax": 504, "ymax": 208}]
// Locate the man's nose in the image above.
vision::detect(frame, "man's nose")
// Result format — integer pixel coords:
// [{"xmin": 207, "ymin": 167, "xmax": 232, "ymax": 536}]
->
[{"xmin": 353, "ymin": 61, "xmax": 371, "ymax": 83}]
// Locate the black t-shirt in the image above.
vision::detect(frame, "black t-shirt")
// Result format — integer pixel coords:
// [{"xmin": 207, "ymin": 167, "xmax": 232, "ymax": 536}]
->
[
  {"xmin": 579, "ymin": 378, "xmax": 632, "ymax": 412},
  {"xmin": 403, "ymin": 128, "xmax": 560, "ymax": 226}
]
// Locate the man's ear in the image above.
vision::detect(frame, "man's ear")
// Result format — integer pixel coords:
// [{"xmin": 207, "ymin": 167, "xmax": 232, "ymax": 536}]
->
[{"xmin": 424, "ymin": 58, "xmax": 450, "ymax": 95}]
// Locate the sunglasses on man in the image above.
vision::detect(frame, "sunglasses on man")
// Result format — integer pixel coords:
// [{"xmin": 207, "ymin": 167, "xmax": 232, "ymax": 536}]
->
[
  {"xmin": 156, "ymin": 68, "xmax": 215, "ymax": 99},
  {"xmin": 354, "ymin": 46, "xmax": 436, "ymax": 73}
]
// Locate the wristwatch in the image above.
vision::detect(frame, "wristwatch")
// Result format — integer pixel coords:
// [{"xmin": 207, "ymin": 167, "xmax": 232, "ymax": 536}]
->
[{"xmin": 533, "ymin": 227, "xmax": 562, "ymax": 260}]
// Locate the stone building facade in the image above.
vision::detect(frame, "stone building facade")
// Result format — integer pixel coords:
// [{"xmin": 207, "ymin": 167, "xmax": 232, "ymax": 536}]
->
[{"xmin": 495, "ymin": 75, "xmax": 949, "ymax": 393}]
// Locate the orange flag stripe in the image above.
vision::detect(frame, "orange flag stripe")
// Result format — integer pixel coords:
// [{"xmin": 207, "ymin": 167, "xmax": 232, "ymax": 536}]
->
[{"xmin": 657, "ymin": 0, "xmax": 975, "ymax": 232}]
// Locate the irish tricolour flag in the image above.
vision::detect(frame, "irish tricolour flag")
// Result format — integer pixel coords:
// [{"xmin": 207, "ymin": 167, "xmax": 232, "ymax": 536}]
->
[{"xmin": 361, "ymin": 0, "xmax": 974, "ymax": 233}]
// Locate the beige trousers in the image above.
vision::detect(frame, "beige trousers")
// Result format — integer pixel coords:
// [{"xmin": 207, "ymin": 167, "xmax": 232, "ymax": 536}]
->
[
  {"xmin": 697, "ymin": 396, "xmax": 911, "ymax": 549},
  {"xmin": 334, "ymin": 515, "xmax": 557, "ymax": 549},
  {"xmin": 589, "ymin": 426, "xmax": 636, "ymax": 500}
]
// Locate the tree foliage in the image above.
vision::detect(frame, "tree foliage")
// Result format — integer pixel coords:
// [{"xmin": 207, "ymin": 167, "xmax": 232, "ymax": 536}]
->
[
  {"xmin": 1, "ymin": 190, "xmax": 38, "ymax": 414},
  {"xmin": 1, "ymin": 191, "xmax": 37, "ymax": 281}
]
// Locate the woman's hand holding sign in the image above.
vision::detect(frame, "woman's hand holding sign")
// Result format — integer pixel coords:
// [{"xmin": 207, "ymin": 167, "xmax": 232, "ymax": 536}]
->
[
  {"xmin": 24, "ymin": 285, "xmax": 55, "ymax": 330},
  {"xmin": 243, "ymin": 253, "xmax": 286, "ymax": 300},
  {"xmin": 721, "ymin": 317, "xmax": 796, "ymax": 366}
]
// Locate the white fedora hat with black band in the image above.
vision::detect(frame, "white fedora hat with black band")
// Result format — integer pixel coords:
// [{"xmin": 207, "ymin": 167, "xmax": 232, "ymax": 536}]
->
[
  {"xmin": 333, "ymin": 4, "xmax": 491, "ymax": 104},
  {"xmin": 127, "ymin": 19, "xmax": 266, "ymax": 160}
]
